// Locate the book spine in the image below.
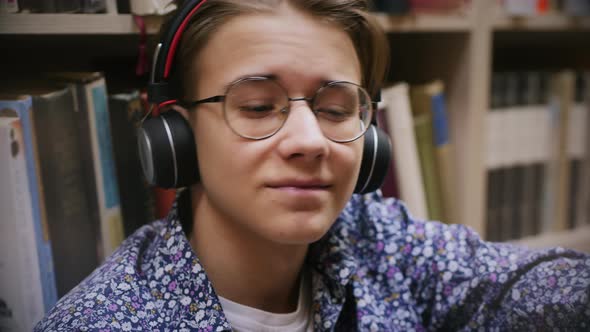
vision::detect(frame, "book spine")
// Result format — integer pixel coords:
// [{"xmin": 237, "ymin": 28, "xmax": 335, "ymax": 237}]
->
[
  {"xmin": 80, "ymin": 0, "xmax": 106, "ymax": 13},
  {"xmin": 0, "ymin": 117, "xmax": 45, "ymax": 332},
  {"xmin": 108, "ymin": 91, "xmax": 156, "ymax": 235},
  {"xmin": 84, "ymin": 78, "xmax": 125, "ymax": 258},
  {"xmin": 372, "ymin": 0, "xmax": 411, "ymax": 14},
  {"xmin": 0, "ymin": 98, "xmax": 58, "ymax": 311},
  {"xmin": 541, "ymin": 71, "xmax": 574, "ymax": 232},
  {"xmin": 413, "ymin": 111, "xmax": 444, "ymax": 221},
  {"xmin": 375, "ymin": 103, "xmax": 400, "ymax": 198},
  {"xmin": 410, "ymin": 82, "xmax": 446, "ymax": 222},
  {"xmin": 562, "ymin": 0, "xmax": 590, "ymax": 16},
  {"xmin": 383, "ymin": 83, "xmax": 428, "ymax": 220},
  {"xmin": 432, "ymin": 93, "xmax": 456, "ymax": 224},
  {"xmin": 32, "ymin": 87, "xmax": 100, "ymax": 297},
  {"xmin": 8, "ymin": 118, "xmax": 46, "ymax": 331},
  {"xmin": 575, "ymin": 72, "xmax": 590, "ymax": 227},
  {"xmin": 0, "ymin": 0, "xmax": 19, "ymax": 13},
  {"xmin": 129, "ymin": 0, "xmax": 176, "ymax": 15}
]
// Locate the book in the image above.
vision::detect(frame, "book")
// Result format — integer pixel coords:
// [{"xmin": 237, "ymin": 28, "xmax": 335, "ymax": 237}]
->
[
  {"xmin": 0, "ymin": 116, "xmax": 51, "ymax": 332},
  {"xmin": 50, "ymin": 72, "xmax": 125, "ymax": 261},
  {"xmin": 486, "ymin": 70, "xmax": 589, "ymax": 239},
  {"xmin": 129, "ymin": 0, "xmax": 176, "ymax": 15},
  {"xmin": 567, "ymin": 102, "xmax": 586, "ymax": 228},
  {"xmin": 503, "ymin": 0, "xmax": 549, "ymax": 16},
  {"xmin": 487, "ymin": 72, "xmax": 534, "ymax": 240},
  {"xmin": 410, "ymin": 83, "xmax": 444, "ymax": 222},
  {"xmin": 80, "ymin": 0, "xmax": 106, "ymax": 13},
  {"xmin": 109, "ymin": 90, "xmax": 155, "ymax": 236},
  {"xmin": 381, "ymin": 83, "xmax": 428, "ymax": 220},
  {"xmin": 19, "ymin": 0, "xmax": 80, "ymax": 12},
  {"xmin": 485, "ymin": 168, "xmax": 502, "ymax": 241},
  {"xmin": 2, "ymin": 83, "xmax": 102, "ymax": 297},
  {"xmin": 520, "ymin": 72, "xmax": 547, "ymax": 238},
  {"xmin": 372, "ymin": 0, "xmax": 410, "ymax": 14},
  {"xmin": 376, "ymin": 104, "xmax": 400, "ymax": 198},
  {"xmin": 541, "ymin": 70, "xmax": 575, "ymax": 232},
  {"xmin": 116, "ymin": 0, "xmax": 130, "ymax": 13},
  {"xmin": 411, "ymin": 80, "xmax": 456, "ymax": 223},
  {"xmin": 409, "ymin": 0, "xmax": 467, "ymax": 12},
  {"xmin": 153, "ymin": 187, "xmax": 177, "ymax": 219},
  {"xmin": 0, "ymin": 95, "xmax": 58, "ymax": 311},
  {"xmin": 0, "ymin": 0, "xmax": 18, "ymax": 12},
  {"xmin": 562, "ymin": 0, "xmax": 590, "ymax": 16},
  {"xmin": 573, "ymin": 72, "xmax": 589, "ymax": 227}
]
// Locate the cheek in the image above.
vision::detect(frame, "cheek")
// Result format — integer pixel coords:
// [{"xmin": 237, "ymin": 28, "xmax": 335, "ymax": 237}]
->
[
  {"xmin": 192, "ymin": 113, "xmax": 231, "ymax": 181},
  {"xmin": 192, "ymin": 113, "xmax": 263, "ymax": 186},
  {"xmin": 333, "ymin": 140, "xmax": 364, "ymax": 189}
]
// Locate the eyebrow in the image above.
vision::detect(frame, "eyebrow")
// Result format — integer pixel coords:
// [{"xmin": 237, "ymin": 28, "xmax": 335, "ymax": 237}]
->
[{"xmin": 223, "ymin": 73, "xmax": 338, "ymax": 92}]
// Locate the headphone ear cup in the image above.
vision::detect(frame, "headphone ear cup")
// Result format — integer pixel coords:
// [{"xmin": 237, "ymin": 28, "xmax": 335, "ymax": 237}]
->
[
  {"xmin": 137, "ymin": 110, "xmax": 199, "ymax": 188},
  {"xmin": 354, "ymin": 125, "xmax": 392, "ymax": 194}
]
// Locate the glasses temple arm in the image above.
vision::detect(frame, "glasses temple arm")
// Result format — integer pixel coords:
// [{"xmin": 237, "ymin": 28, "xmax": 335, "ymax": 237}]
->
[{"xmin": 179, "ymin": 95, "xmax": 225, "ymax": 110}]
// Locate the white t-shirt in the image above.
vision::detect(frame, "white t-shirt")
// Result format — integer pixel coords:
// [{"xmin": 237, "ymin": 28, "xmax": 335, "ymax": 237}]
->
[{"xmin": 218, "ymin": 272, "xmax": 313, "ymax": 332}]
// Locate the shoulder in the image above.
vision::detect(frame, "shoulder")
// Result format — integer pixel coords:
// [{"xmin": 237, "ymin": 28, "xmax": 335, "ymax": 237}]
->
[
  {"xmin": 34, "ymin": 220, "xmax": 168, "ymax": 332},
  {"xmin": 341, "ymin": 191, "xmax": 482, "ymax": 260},
  {"xmin": 349, "ymin": 192, "xmax": 590, "ymax": 329}
]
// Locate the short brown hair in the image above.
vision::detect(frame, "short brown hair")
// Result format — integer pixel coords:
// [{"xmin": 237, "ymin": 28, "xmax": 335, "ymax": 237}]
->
[{"xmin": 161, "ymin": 0, "xmax": 389, "ymax": 99}]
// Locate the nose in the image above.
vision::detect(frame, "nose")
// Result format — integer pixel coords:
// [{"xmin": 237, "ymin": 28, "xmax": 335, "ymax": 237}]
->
[{"xmin": 276, "ymin": 100, "xmax": 330, "ymax": 162}]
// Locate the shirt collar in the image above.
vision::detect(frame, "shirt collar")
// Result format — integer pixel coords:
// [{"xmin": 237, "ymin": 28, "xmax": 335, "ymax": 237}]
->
[
  {"xmin": 143, "ymin": 190, "xmax": 232, "ymax": 331},
  {"xmin": 160, "ymin": 189, "xmax": 362, "ymax": 330}
]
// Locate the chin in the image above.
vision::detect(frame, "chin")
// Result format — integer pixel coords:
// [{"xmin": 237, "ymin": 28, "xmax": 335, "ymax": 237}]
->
[{"xmin": 266, "ymin": 213, "xmax": 336, "ymax": 245}]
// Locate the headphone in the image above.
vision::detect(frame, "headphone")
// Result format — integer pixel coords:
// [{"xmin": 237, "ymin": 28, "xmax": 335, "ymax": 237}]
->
[{"xmin": 138, "ymin": 0, "xmax": 392, "ymax": 194}]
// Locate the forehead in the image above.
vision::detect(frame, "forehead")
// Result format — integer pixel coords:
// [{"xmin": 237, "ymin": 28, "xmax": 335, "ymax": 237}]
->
[{"xmin": 193, "ymin": 4, "xmax": 361, "ymax": 95}]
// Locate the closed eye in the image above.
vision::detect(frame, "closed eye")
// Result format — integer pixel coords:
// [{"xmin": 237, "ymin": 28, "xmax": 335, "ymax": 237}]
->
[{"xmin": 315, "ymin": 108, "xmax": 354, "ymax": 122}]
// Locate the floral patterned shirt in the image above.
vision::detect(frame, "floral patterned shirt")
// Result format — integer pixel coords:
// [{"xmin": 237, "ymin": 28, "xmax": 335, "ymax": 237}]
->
[{"xmin": 35, "ymin": 191, "xmax": 590, "ymax": 331}]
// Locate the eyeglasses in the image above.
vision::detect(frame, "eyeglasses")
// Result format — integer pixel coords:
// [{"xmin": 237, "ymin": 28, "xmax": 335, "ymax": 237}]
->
[{"xmin": 179, "ymin": 76, "xmax": 374, "ymax": 143}]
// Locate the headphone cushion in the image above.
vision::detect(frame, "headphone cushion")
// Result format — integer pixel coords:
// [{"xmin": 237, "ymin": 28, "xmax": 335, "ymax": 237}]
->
[
  {"xmin": 138, "ymin": 110, "xmax": 199, "ymax": 188},
  {"xmin": 354, "ymin": 125, "xmax": 392, "ymax": 194}
]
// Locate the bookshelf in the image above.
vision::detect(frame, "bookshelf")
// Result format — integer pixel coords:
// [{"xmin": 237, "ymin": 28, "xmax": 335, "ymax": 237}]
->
[
  {"xmin": 0, "ymin": 12, "xmax": 473, "ymax": 35},
  {"xmin": 373, "ymin": 12, "xmax": 471, "ymax": 32},
  {"xmin": 0, "ymin": 13, "xmax": 161, "ymax": 34},
  {"xmin": 493, "ymin": 11, "xmax": 590, "ymax": 30},
  {"xmin": 0, "ymin": 0, "xmax": 588, "ymax": 250}
]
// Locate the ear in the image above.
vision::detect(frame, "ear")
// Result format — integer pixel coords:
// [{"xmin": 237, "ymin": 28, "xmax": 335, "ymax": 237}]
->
[{"xmin": 167, "ymin": 103, "xmax": 190, "ymax": 121}]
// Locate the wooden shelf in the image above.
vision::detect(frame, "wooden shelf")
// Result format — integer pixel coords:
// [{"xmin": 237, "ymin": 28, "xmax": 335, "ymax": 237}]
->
[
  {"xmin": 0, "ymin": 13, "xmax": 162, "ymax": 35},
  {"xmin": 510, "ymin": 225, "xmax": 590, "ymax": 253},
  {"xmin": 0, "ymin": 12, "xmax": 472, "ymax": 35},
  {"xmin": 374, "ymin": 13, "xmax": 471, "ymax": 33},
  {"xmin": 494, "ymin": 13, "xmax": 590, "ymax": 31}
]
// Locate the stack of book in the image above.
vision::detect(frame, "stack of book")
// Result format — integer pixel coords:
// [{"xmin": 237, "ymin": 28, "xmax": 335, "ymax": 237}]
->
[
  {"xmin": 371, "ymin": 0, "xmax": 468, "ymax": 14},
  {"xmin": 485, "ymin": 70, "xmax": 589, "ymax": 242},
  {"xmin": 5, "ymin": 0, "xmax": 109, "ymax": 13},
  {"xmin": 502, "ymin": 0, "xmax": 590, "ymax": 17},
  {"xmin": 0, "ymin": 71, "xmax": 161, "ymax": 330},
  {"xmin": 379, "ymin": 80, "xmax": 457, "ymax": 224},
  {"xmin": 0, "ymin": 0, "xmax": 177, "ymax": 14}
]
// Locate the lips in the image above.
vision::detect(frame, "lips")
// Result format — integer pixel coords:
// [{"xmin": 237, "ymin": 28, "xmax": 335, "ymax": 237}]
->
[{"xmin": 266, "ymin": 179, "xmax": 332, "ymax": 190}]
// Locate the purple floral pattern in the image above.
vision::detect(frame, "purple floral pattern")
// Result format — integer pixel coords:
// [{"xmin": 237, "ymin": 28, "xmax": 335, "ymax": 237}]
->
[{"xmin": 35, "ymin": 191, "xmax": 590, "ymax": 331}]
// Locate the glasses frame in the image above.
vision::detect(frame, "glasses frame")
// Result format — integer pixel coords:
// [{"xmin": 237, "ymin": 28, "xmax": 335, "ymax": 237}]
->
[{"xmin": 179, "ymin": 76, "xmax": 374, "ymax": 143}]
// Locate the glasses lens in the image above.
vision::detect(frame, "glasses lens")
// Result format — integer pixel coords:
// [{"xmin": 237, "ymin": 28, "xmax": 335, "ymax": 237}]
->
[
  {"xmin": 313, "ymin": 82, "xmax": 372, "ymax": 142},
  {"xmin": 224, "ymin": 78, "xmax": 289, "ymax": 139}
]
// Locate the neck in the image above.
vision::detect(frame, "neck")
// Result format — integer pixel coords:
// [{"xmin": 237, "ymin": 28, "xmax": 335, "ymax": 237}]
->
[{"xmin": 189, "ymin": 187, "xmax": 308, "ymax": 313}]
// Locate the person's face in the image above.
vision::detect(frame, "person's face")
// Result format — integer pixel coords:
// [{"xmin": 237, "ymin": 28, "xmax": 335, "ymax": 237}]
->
[{"xmin": 187, "ymin": 3, "xmax": 363, "ymax": 245}]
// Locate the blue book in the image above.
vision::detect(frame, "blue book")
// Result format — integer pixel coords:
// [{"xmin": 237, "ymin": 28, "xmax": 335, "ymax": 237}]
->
[{"xmin": 0, "ymin": 95, "xmax": 58, "ymax": 313}]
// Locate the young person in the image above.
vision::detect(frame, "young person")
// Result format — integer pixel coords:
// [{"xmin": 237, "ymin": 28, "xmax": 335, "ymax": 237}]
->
[{"xmin": 36, "ymin": 0, "xmax": 590, "ymax": 331}]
